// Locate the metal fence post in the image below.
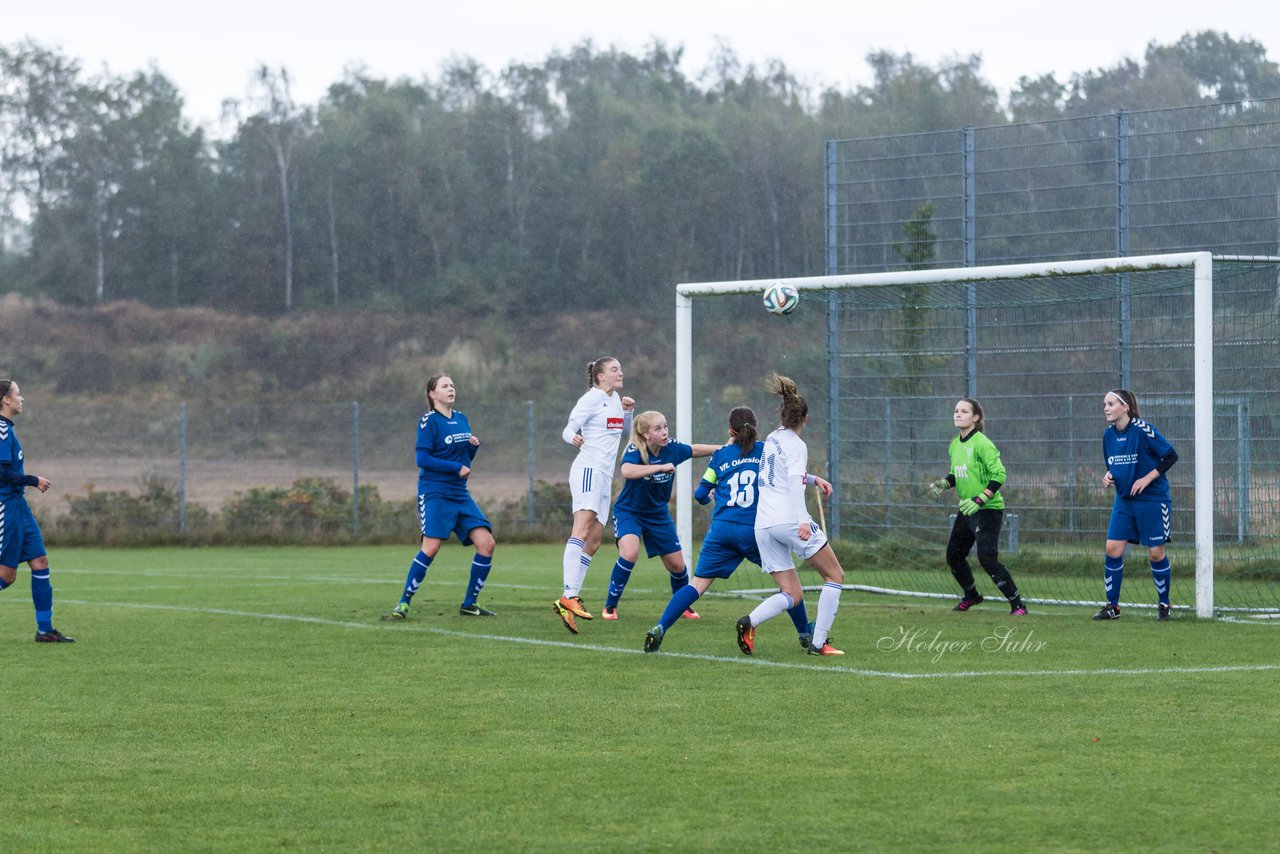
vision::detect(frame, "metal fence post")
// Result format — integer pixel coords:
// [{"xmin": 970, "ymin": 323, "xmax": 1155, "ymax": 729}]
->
[
  {"xmin": 1006, "ymin": 513, "xmax": 1020, "ymax": 553},
  {"xmin": 1067, "ymin": 395, "xmax": 1076, "ymax": 533},
  {"xmin": 964, "ymin": 127, "xmax": 978, "ymax": 399},
  {"xmin": 1239, "ymin": 399, "xmax": 1250, "ymax": 542},
  {"xmin": 179, "ymin": 401, "xmax": 187, "ymax": 535},
  {"xmin": 352, "ymin": 400, "xmax": 360, "ymax": 537},
  {"xmin": 1117, "ymin": 110, "xmax": 1132, "ymax": 386},
  {"xmin": 825, "ymin": 138, "xmax": 842, "ymax": 539},
  {"xmin": 527, "ymin": 400, "xmax": 536, "ymax": 531}
]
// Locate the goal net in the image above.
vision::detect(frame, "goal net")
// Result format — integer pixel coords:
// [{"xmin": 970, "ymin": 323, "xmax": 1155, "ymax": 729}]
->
[{"xmin": 675, "ymin": 253, "xmax": 1280, "ymax": 620}]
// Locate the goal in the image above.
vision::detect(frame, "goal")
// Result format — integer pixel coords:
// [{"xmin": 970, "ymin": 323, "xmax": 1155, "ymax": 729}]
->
[{"xmin": 675, "ymin": 252, "xmax": 1280, "ymax": 619}]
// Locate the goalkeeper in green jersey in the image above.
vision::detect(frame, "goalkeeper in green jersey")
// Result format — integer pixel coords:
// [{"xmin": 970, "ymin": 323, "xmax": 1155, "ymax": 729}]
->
[{"xmin": 926, "ymin": 399, "xmax": 1027, "ymax": 615}]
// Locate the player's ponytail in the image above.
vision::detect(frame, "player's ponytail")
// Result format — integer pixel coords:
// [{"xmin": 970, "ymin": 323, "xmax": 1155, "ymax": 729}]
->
[
  {"xmin": 729, "ymin": 406, "xmax": 758, "ymax": 455},
  {"xmin": 766, "ymin": 372, "xmax": 808, "ymax": 429},
  {"xmin": 587, "ymin": 356, "xmax": 618, "ymax": 389},
  {"xmin": 0, "ymin": 379, "xmax": 11, "ymax": 400}
]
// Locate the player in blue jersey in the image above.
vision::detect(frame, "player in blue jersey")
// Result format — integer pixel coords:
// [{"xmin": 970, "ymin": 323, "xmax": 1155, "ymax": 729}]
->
[
  {"xmin": 643, "ymin": 406, "xmax": 813, "ymax": 653},
  {"xmin": 0, "ymin": 380, "xmax": 75, "ymax": 642},
  {"xmin": 599, "ymin": 410, "xmax": 718, "ymax": 620},
  {"xmin": 1095, "ymin": 389, "xmax": 1179, "ymax": 621},
  {"xmin": 382, "ymin": 374, "xmax": 497, "ymax": 621}
]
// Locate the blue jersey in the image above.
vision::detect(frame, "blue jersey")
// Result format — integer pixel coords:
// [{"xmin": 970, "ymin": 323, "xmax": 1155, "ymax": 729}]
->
[
  {"xmin": 698, "ymin": 441, "xmax": 764, "ymax": 526},
  {"xmin": 615, "ymin": 441, "xmax": 694, "ymax": 518},
  {"xmin": 0, "ymin": 415, "xmax": 38, "ymax": 502},
  {"xmin": 1103, "ymin": 417, "xmax": 1175, "ymax": 503},
  {"xmin": 416, "ymin": 409, "xmax": 479, "ymax": 500}
]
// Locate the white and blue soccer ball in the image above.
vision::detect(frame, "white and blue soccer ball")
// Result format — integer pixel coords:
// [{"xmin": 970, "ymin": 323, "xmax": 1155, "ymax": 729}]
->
[{"xmin": 762, "ymin": 282, "xmax": 800, "ymax": 315}]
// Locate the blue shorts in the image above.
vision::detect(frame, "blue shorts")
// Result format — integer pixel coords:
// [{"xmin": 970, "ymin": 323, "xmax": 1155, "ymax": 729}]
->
[
  {"xmin": 1107, "ymin": 497, "xmax": 1171, "ymax": 547},
  {"xmin": 695, "ymin": 521, "xmax": 760, "ymax": 579},
  {"xmin": 418, "ymin": 493, "xmax": 490, "ymax": 545},
  {"xmin": 0, "ymin": 497, "xmax": 46, "ymax": 568},
  {"xmin": 612, "ymin": 509, "xmax": 681, "ymax": 559}
]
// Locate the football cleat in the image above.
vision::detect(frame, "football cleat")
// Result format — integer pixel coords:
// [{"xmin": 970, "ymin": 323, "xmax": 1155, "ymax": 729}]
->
[
  {"xmin": 644, "ymin": 624, "xmax": 665, "ymax": 653},
  {"xmin": 381, "ymin": 602, "xmax": 410, "ymax": 621},
  {"xmin": 35, "ymin": 628, "xmax": 76, "ymax": 643},
  {"xmin": 681, "ymin": 608, "xmax": 700, "ymax": 620},
  {"xmin": 1156, "ymin": 604, "xmax": 1172, "ymax": 621},
  {"xmin": 1092, "ymin": 603, "xmax": 1122, "ymax": 620},
  {"xmin": 459, "ymin": 603, "xmax": 496, "ymax": 617},
  {"xmin": 601, "ymin": 606, "xmax": 619, "ymax": 621},
  {"xmin": 799, "ymin": 619, "xmax": 815, "ymax": 650},
  {"xmin": 953, "ymin": 595, "xmax": 984, "ymax": 612},
  {"xmin": 807, "ymin": 640, "xmax": 845, "ymax": 656},
  {"xmin": 1010, "ymin": 604, "xmax": 1028, "ymax": 616},
  {"xmin": 735, "ymin": 615, "xmax": 755, "ymax": 655},
  {"xmin": 559, "ymin": 595, "xmax": 593, "ymax": 620},
  {"xmin": 552, "ymin": 598, "xmax": 579, "ymax": 634}
]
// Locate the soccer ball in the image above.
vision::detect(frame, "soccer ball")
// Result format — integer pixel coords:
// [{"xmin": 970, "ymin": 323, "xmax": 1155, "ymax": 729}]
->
[{"xmin": 762, "ymin": 282, "xmax": 800, "ymax": 315}]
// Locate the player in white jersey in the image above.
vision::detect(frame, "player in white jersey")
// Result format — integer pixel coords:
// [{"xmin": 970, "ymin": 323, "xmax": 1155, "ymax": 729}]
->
[
  {"xmin": 738, "ymin": 373, "xmax": 847, "ymax": 657},
  {"xmin": 552, "ymin": 356, "xmax": 634, "ymax": 633}
]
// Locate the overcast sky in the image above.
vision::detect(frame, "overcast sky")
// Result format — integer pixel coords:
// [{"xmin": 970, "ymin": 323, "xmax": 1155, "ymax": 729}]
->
[{"xmin": 10, "ymin": 0, "xmax": 1279, "ymax": 132}]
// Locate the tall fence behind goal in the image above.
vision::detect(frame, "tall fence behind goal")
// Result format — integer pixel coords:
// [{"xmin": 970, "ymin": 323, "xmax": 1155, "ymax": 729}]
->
[{"xmin": 676, "ymin": 253, "xmax": 1280, "ymax": 619}]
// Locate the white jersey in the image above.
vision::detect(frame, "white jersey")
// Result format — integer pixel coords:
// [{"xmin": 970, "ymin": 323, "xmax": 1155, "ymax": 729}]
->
[
  {"xmin": 755, "ymin": 427, "xmax": 812, "ymax": 530},
  {"xmin": 562, "ymin": 387, "xmax": 629, "ymax": 471}
]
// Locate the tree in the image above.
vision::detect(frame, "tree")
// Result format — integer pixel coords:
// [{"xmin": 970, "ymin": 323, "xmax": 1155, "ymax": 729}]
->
[{"xmin": 227, "ymin": 66, "xmax": 311, "ymax": 311}]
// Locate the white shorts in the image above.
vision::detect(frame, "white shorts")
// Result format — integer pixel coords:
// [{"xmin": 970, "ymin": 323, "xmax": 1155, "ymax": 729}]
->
[
  {"xmin": 569, "ymin": 463, "xmax": 613, "ymax": 521},
  {"xmin": 754, "ymin": 522, "xmax": 828, "ymax": 574}
]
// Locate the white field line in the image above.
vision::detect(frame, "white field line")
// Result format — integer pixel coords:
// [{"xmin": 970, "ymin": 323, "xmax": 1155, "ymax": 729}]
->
[{"xmin": 51, "ymin": 597, "xmax": 1280, "ymax": 680}]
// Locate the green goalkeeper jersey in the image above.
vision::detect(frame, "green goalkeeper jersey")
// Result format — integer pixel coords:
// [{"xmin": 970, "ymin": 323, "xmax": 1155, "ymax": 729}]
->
[{"xmin": 947, "ymin": 430, "xmax": 1006, "ymax": 510}]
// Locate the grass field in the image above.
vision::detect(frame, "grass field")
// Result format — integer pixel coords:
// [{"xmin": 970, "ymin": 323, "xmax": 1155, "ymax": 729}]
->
[{"xmin": 3, "ymin": 543, "xmax": 1278, "ymax": 852}]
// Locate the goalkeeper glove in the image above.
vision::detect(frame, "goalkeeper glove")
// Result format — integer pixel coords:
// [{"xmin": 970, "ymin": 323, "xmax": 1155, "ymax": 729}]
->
[
  {"xmin": 927, "ymin": 478, "xmax": 950, "ymax": 498},
  {"xmin": 958, "ymin": 496, "xmax": 985, "ymax": 516}
]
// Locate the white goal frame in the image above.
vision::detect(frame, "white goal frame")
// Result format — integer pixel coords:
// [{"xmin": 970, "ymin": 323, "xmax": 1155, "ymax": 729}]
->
[{"xmin": 676, "ymin": 251, "xmax": 1278, "ymax": 619}]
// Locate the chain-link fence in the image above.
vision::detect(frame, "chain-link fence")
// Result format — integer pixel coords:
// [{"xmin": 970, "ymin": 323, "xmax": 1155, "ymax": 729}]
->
[
  {"xmin": 827, "ymin": 99, "xmax": 1280, "ymax": 271},
  {"xmin": 23, "ymin": 397, "xmax": 597, "ymax": 544}
]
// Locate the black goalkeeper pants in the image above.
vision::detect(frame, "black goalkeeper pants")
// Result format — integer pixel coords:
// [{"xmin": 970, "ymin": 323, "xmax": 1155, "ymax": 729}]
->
[{"xmin": 946, "ymin": 508, "xmax": 1021, "ymax": 602}]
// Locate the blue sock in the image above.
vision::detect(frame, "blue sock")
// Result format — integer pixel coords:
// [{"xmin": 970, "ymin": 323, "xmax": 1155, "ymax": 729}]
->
[
  {"xmin": 605, "ymin": 557, "xmax": 635, "ymax": 609},
  {"xmin": 1104, "ymin": 555, "xmax": 1124, "ymax": 606},
  {"xmin": 32, "ymin": 569, "xmax": 53, "ymax": 633},
  {"xmin": 669, "ymin": 567, "xmax": 690, "ymax": 595},
  {"xmin": 400, "ymin": 551, "xmax": 432, "ymax": 605},
  {"xmin": 659, "ymin": 585, "xmax": 702, "ymax": 631},
  {"xmin": 0, "ymin": 575, "xmax": 10, "ymax": 591},
  {"xmin": 787, "ymin": 600, "xmax": 811, "ymax": 638},
  {"xmin": 1150, "ymin": 556, "xmax": 1171, "ymax": 606},
  {"xmin": 462, "ymin": 554, "xmax": 493, "ymax": 607}
]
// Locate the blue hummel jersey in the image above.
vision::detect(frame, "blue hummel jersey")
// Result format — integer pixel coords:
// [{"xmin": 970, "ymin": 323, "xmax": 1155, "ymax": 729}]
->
[
  {"xmin": 416, "ymin": 409, "xmax": 479, "ymax": 499},
  {"xmin": 699, "ymin": 441, "xmax": 764, "ymax": 526},
  {"xmin": 0, "ymin": 415, "xmax": 36, "ymax": 501},
  {"xmin": 1103, "ymin": 417, "xmax": 1175, "ymax": 503},
  {"xmin": 615, "ymin": 441, "xmax": 694, "ymax": 517}
]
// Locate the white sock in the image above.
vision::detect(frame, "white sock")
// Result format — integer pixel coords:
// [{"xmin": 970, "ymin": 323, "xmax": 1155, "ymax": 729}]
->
[
  {"xmin": 562, "ymin": 538, "xmax": 585, "ymax": 597},
  {"xmin": 574, "ymin": 552, "xmax": 593, "ymax": 597},
  {"xmin": 812, "ymin": 582, "xmax": 843, "ymax": 646},
  {"xmin": 749, "ymin": 591, "xmax": 793, "ymax": 627}
]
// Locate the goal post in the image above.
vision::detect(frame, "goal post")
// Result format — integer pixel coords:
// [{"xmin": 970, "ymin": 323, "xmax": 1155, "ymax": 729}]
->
[{"xmin": 676, "ymin": 252, "xmax": 1280, "ymax": 620}]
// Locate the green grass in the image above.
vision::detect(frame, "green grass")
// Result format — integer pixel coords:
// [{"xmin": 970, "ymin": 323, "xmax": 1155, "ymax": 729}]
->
[{"xmin": 3, "ymin": 544, "xmax": 1278, "ymax": 852}]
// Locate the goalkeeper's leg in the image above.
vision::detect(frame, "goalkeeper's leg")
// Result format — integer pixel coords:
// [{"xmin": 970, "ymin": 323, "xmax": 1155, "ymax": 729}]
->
[{"xmin": 945, "ymin": 516, "xmax": 982, "ymax": 601}]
